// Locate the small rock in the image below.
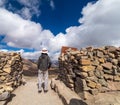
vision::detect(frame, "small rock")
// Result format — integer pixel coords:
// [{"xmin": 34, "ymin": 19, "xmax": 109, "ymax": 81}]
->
[{"xmin": 0, "ymin": 91, "xmax": 10, "ymax": 101}]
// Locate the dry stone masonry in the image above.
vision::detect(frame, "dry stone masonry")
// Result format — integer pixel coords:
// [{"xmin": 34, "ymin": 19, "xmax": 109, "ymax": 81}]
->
[
  {"xmin": 0, "ymin": 51, "xmax": 23, "ymax": 100},
  {"xmin": 58, "ymin": 46, "xmax": 120, "ymax": 99}
]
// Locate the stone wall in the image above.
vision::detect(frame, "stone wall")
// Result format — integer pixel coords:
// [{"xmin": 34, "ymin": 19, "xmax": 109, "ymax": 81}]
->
[
  {"xmin": 58, "ymin": 46, "xmax": 120, "ymax": 99},
  {"xmin": 0, "ymin": 52, "xmax": 23, "ymax": 97}
]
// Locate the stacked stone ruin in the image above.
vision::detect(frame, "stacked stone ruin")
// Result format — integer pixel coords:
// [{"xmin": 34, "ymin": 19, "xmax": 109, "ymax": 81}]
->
[
  {"xmin": 0, "ymin": 52, "xmax": 23, "ymax": 97},
  {"xmin": 58, "ymin": 46, "xmax": 120, "ymax": 99}
]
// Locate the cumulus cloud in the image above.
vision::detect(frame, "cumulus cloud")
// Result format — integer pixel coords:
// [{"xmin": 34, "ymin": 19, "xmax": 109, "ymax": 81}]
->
[
  {"xmin": 0, "ymin": 0, "xmax": 6, "ymax": 7},
  {"xmin": 50, "ymin": 0, "xmax": 55, "ymax": 10},
  {"xmin": 0, "ymin": 49, "xmax": 9, "ymax": 52},
  {"xmin": 0, "ymin": 48, "xmax": 58, "ymax": 61},
  {"xmin": 0, "ymin": 8, "xmax": 61, "ymax": 52},
  {"xmin": 0, "ymin": 8, "xmax": 62, "ymax": 60},
  {"xmin": 15, "ymin": 0, "xmax": 55, "ymax": 19},
  {"xmin": 0, "ymin": 48, "xmax": 40, "ymax": 60},
  {"xmin": 0, "ymin": 0, "xmax": 41, "ymax": 20},
  {"xmin": 76, "ymin": 0, "xmax": 120, "ymax": 47},
  {"xmin": 19, "ymin": 50, "xmax": 41, "ymax": 60},
  {"xmin": 0, "ymin": 8, "xmax": 42, "ymax": 48},
  {"xmin": 0, "ymin": 0, "xmax": 55, "ymax": 20},
  {"xmin": 0, "ymin": 0, "xmax": 120, "ymax": 60},
  {"xmin": 64, "ymin": 0, "xmax": 120, "ymax": 48},
  {"xmin": 16, "ymin": 0, "xmax": 41, "ymax": 19},
  {"xmin": 17, "ymin": 7, "xmax": 32, "ymax": 20},
  {"xmin": 48, "ymin": 33, "xmax": 68, "ymax": 52}
]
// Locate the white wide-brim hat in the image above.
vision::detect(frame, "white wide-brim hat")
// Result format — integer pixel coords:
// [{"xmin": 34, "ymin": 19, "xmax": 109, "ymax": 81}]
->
[{"xmin": 41, "ymin": 47, "xmax": 48, "ymax": 54}]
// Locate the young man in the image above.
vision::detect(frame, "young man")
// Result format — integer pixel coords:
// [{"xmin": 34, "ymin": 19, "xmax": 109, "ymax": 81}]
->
[{"xmin": 37, "ymin": 48, "xmax": 51, "ymax": 93}]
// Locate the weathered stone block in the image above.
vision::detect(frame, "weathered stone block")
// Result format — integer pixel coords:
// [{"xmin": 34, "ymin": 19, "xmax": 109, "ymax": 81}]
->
[
  {"xmin": 105, "ymin": 46, "xmax": 117, "ymax": 52},
  {"xmin": 96, "ymin": 65, "xmax": 103, "ymax": 71},
  {"xmin": 80, "ymin": 66, "xmax": 95, "ymax": 72},
  {"xmin": 104, "ymin": 74, "xmax": 113, "ymax": 80},
  {"xmin": 82, "ymin": 80, "xmax": 90, "ymax": 91},
  {"xmin": 80, "ymin": 56, "xmax": 89, "ymax": 59},
  {"xmin": 67, "ymin": 75, "xmax": 74, "ymax": 83},
  {"xmin": 88, "ymin": 71, "xmax": 94, "ymax": 77},
  {"xmin": 86, "ymin": 76, "xmax": 98, "ymax": 83},
  {"xmin": 113, "ymin": 76, "xmax": 120, "ymax": 82},
  {"xmin": 97, "ymin": 51, "xmax": 104, "ymax": 58},
  {"xmin": 76, "ymin": 72, "xmax": 88, "ymax": 79},
  {"xmin": 92, "ymin": 60, "xmax": 99, "ymax": 66},
  {"xmin": 98, "ymin": 58, "xmax": 105, "ymax": 63},
  {"xmin": 112, "ymin": 59, "xmax": 118, "ymax": 65},
  {"xmin": 94, "ymin": 70, "xmax": 104, "ymax": 79},
  {"xmin": 98, "ymin": 79, "xmax": 108, "ymax": 87},
  {"xmin": 87, "ymin": 80, "xmax": 97, "ymax": 89},
  {"xmin": 108, "ymin": 53, "xmax": 115, "ymax": 58},
  {"xmin": 79, "ymin": 59, "xmax": 91, "ymax": 65},
  {"xmin": 3, "ymin": 68, "xmax": 11, "ymax": 74},
  {"xmin": 0, "ymin": 76, "xmax": 6, "ymax": 81},
  {"xmin": 103, "ymin": 69, "xmax": 113, "ymax": 75},
  {"xmin": 95, "ymin": 83, "xmax": 102, "ymax": 89},
  {"xmin": 75, "ymin": 77, "xmax": 84, "ymax": 93},
  {"xmin": 102, "ymin": 62, "xmax": 113, "ymax": 70}
]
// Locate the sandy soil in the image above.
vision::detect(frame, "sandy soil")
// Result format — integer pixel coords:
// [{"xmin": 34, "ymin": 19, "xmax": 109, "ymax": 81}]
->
[{"xmin": 0, "ymin": 76, "xmax": 63, "ymax": 105}]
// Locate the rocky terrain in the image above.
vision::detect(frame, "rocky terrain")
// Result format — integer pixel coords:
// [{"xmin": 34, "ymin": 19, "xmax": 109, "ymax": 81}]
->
[{"xmin": 1, "ymin": 46, "xmax": 120, "ymax": 105}]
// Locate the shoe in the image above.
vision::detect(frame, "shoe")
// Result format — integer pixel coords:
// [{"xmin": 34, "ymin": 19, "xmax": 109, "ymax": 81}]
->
[
  {"xmin": 38, "ymin": 90, "xmax": 42, "ymax": 93},
  {"xmin": 44, "ymin": 90, "xmax": 48, "ymax": 93}
]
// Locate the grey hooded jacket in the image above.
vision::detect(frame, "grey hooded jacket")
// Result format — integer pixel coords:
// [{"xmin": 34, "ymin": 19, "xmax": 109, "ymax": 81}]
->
[{"xmin": 37, "ymin": 53, "xmax": 51, "ymax": 71}]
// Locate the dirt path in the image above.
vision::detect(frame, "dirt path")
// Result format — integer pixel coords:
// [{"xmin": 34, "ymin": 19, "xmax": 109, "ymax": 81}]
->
[{"xmin": 1, "ymin": 77, "xmax": 63, "ymax": 105}]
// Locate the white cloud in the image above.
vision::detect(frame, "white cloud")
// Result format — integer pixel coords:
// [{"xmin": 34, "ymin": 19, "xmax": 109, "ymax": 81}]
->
[
  {"xmin": 20, "ymin": 50, "xmax": 41, "ymax": 60},
  {"xmin": 19, "ymin": 49, "xmax": 60, "ymax": 61},
  {"xmin": 50, "ymin": 0, "xmax": 55, "ymax": 10},
  {"xmin": 18, "ymin": 7, "xmax": 32, "ymax": 20},
  {"xmin": 48, "ymin": 33, "xmax": 68, "ymax": 53},
  {"xmin": 0, "ymin": 8, "xmax": 48, "ymax": 48},
  {"xmin": 50, "ymin": 52, "xmax": 60, "ymax": 61},
  {"xmin": 16, "ymin": 0, "xmax": 41, "ymax": 19},
  {"xmin": 82, "ymin": 0, "xmax": 120, "ymax": 46},
  {"xmin": 0, "ymin": 0, "xmax": 120, "ymax": 60},
  {"xmin": 17, "ymin": 0, "xmax": 41, "ymax": 7},
  {"xmin": 0, "ymin": 49, "xmax": 9, "ymax": 52},
  {"xmin": 0, "ymin": 8, "xmax": 61, "ymax": 60},
  {"xmin": 0, "ymin": 0, "xmax": 6, "ymax": 7},
  {"xmin": 64, "ymin": 0, "xmax": 120, "ymax": 48},
  {"xmin": 0, "ymin": 48, "xmax": 40, "ymax": 60}
]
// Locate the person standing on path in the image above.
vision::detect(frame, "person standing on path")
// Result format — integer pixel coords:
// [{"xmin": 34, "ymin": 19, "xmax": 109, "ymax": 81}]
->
[{"xmin": 37, "ymin": 48, "xmax": 51, "ymax": 93}]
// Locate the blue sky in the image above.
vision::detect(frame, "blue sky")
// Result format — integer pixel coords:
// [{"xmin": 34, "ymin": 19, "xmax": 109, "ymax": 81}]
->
[
  {"xmin": 35, "ymin": 0, "xmax": 96, "ymax": 35},
  {"xmin": 0, "ymin": 0, "xmax": 120, "ymax": 60}
]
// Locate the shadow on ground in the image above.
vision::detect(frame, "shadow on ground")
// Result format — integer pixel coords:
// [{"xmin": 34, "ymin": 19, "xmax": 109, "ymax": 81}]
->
[{"xmin": 69, "ymin": 98, "xmax": 88, "ymax": 105}]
